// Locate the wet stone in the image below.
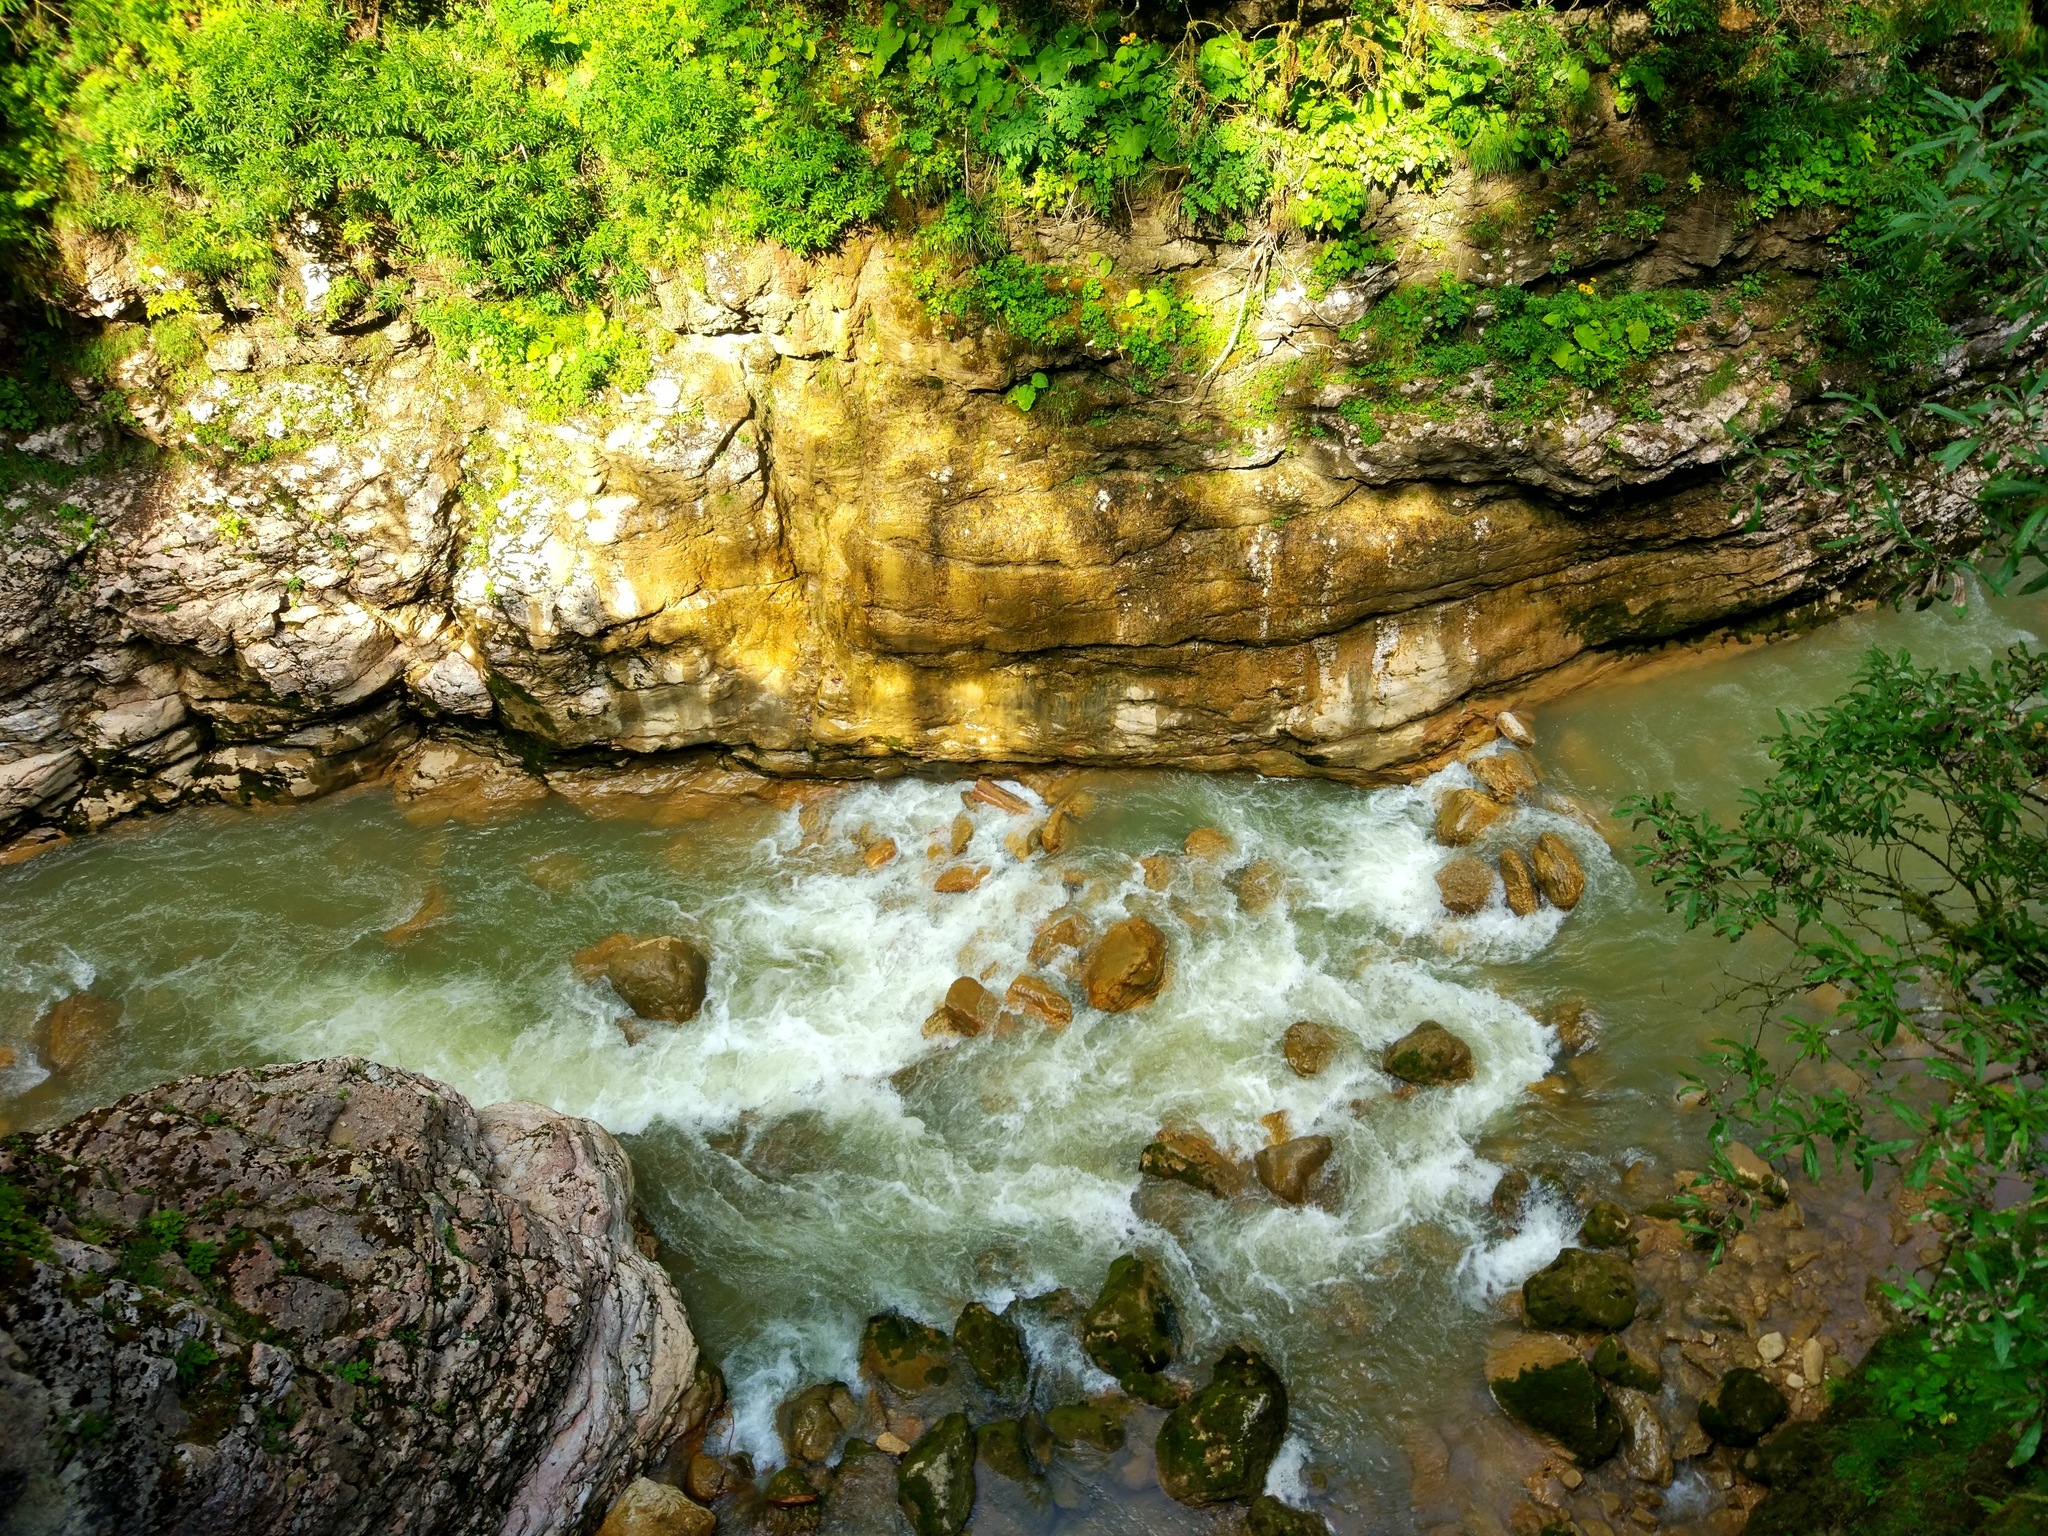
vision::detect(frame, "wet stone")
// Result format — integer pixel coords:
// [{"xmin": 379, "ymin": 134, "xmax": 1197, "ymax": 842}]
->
[
  {"xmin": 765, "ymin": 1465, "xmax": 821, "ymax": 1507},
  {"xmin": 1140, "ymin": 1127, "xmax": 1245, "ymax": 1198},
  {"xmin": 861, "ymin": 1314, "xmax": 955, "ymax": 1393},
  {"xmin": 781, "ymin": 1382, "xmax": 859, "ymax": 1464},
  {"xmin": 1435, "ymin": 857, "xmax": 1493, "ymax": 915},
  {"xmin": 1003, "ymin": 973, "xmax": 1071, "ymax": 1031},
  {"xmin": 1591, "ymin": 1335, "xmax": 1663, "ymax": 1393},
  {"xmin": 1230, "ymin": 858, "xmax": 1284, "ymax": 912},
  {"xmin": 1467, "ymin": 749, "xmax": 1539, "ymax": 802},
  {"xmin": 954, "ymin": 1302, "xmax": 1028, "ymax": 1398},
  {"xmin": 598, "ymin": 1477, "xmax": 717, "ymax": 1536},
  {"xmin": 1383, "ymin": 1021, "xmax": 1475, "ymax": 1087},
  {"xmin": 1500, "ymin": 847, "xmax": 1540, "ymax": 916},
  {"xmin": 1489, "ymin": 1357, "xmax": 1622, "ymax": 1466},
  {"xmin": 1699, "ymin": 1367, "xmax": 1787, "ymax": 1447},
  {"xmin": 1080, "ymin": 918, "xmax": 1167, "ymax": 1012},
  {"xmin": 1120, "ymin": 1369, "xmax": 1186, "ymax": 1408},
  {"xmin": 975, "ymin": 1419, "xmax": 1039, "ymax": 1482},
  {"xmin": 1522, "ymin": 1248, "xmax": 1638, "ymax": 1333},
  {"xmin": 1434, "ymin": 788, "xmax": 1508, "ymax": 847},
  {"xmin": 1183, "ymin": 826, "xmax": 1233, "ymax": 858},
  {"xmin": 1081, "ymin": 1254, "xmax": 1179, "ymax": 1379},
  {"xmin": 1282, "ymin": 1019, "xmax": 1347, "ymax": 1078},
  {"xmin": 1254, "ymin": 1135, "xmax": 1334, "ymax": 1206},
  {"xmin": 1580, "ymin": 1201, "xmax": 1633, "ymax": 1250},
  {"xmin": 36, "ymin": 991, "xmax": 121, "ymax": 1073},
  {"xmin": 1530, "ymin": 832, "xmax": 1585, "ymax": 910},
  {"xmin": 1155, "ymin": 1345, "xmax": 1289, "ymax": 1506},
  {"xmin": 575, "ymin": 934, "xmax": 710, "ymax": 1023},
  {"xmin": 897, "ymin": 1413, "xmax": 976, "ymax": 1536},
  {"xmin": 821, "ymin": 1442, "xmax": 899, "ymax": 1536},
  {"xmin": 928, "ymin": 976, "xmax": 1000, "ymax": 1038},
  {"xmin": 1028, "ymin": 910, "xmax": 1090, "ymax": 965}
]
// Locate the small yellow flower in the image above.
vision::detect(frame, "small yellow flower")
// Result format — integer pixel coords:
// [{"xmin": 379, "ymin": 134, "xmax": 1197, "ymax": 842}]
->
[
  {"xmin": 1578, "ymin": 282, "xmax": 1595, "ymax": 294},
  {"xmin": 1122, "ymin": 31, "xmax": 1139, "ymax": 42}
]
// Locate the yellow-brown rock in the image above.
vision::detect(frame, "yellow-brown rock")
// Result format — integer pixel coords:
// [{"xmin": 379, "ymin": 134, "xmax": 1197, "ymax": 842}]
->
[
  {"xmin": 1030, "ymin": 909, "xmax": 1091, "ymax": 964},
  {"xmin": 37, "ymin": 992, "xmax": 122, "ymax": 1073},
  {"xmin": 1140, "ymin": 1127, "xmax": 1246, "ymax": 1198},
  {"xmin": 929, "ymin": 976, "xmax": 1002, "ymax": 1037},
  {"xmin": 1531, "ymin": 832, "xmax": 1586, "ymax": 909},
  {"xmin": 971, "ymin": 778, "xmax": 1031, "ymax": 814},
  {"xmin": 1040, "ymin": 806, "xmax": 1072, "ymax": 854},
  {"xmin": 1005, "ymin": 973, "xmax": 1073, "ymax": 1030},
  {"xmin": 1434, "ymin": 789, "xmax": 1507, "ymax": 847},
  {"xmin": 1282, "ymin": 1020, "xmax": 1348, "ymax": 1078},
  {"xmin": 1435, "ymin": 858, "xmax": 1493, "ymax": 915},
  {"xmin": 949, "ymin": 814, "xmax": 973, "ymax": 854},
  {"xmin": 933, "ymin": 864, "xmax": 989, "ymax": 894},
  {"xmin": 1183, "ymin": 827, "xmax": 1232, "ymax": 859},
  {"xmin": 1230, "ymin": 859, "xmax": 1284, "ymax": 912},
  {"xmin": 1140, "ymin": 854, "xmax": 1174, "ymax": 890},
  {"xmin": 863, "ymin": 836, "xmax": 898, "ymax": 870},
  {"xmin": 598, "ymin": 1477, "xmax": 715, "ymax": 1536},
  {"xmin": 1467, "ymin": 750, "xmax": 1539, "ymax": 802},
  {"xmin": 1499, "ymin": 848, "xmax": 1539, "ymax": 916},
  {"xmin": 1081, "ymin": 918, "xmax": 1168, "ymax": 1012}
]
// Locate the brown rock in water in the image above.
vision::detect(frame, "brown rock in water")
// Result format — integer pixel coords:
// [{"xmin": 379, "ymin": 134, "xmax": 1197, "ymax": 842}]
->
[
  {"xmin": 1001, "ymin": 825, "xmax": 1040, "ymax": 862},
  {"xmin": 861, "ymin": 1314, "xmax": 956, "ymax": 1392},
  {"xmin": 1081, "ymin": 919, "xmax": 1167, "ymax": 1012},
  {"xmin": 1549, "ymin": 997, "xmax": 1596, "ymax": 1055},
  {"xmin": 1383, "ymin": 1021, "xmax": 1474, "ymax": 1086},
  {"xmin": 933, "ymin": 864, "xmax": 989, "ymax": 894},
  {"xmin": 684, "ymin": 1454, "xmax": 730, "ymax": 1503},
  {"xmin": 1230, "ymin": 859, "xmax": 1284, "ymax": 912},
  {"xmin": 0, "ymin": 1045, "xmax": 15, "ymax": 1071},
  {"xmin": 1029, "ymin": 910, "xmax": 1091, "ymax": 964},
  {"xmin": 1140, "ymin": 854, "xmax": 1174, "ymax": 890},
  {"xmin": 383, "ymin": 882, "xmax": 449, "ymax": 945},
  {"xmin": 598, "ymin": 1477, "xmax": 717, "ymax": 1536},
  {"xmin": 36, "ymin": 992, "xmax": 122, "ymax": 1073},
  {"xmin": 1254, "ymin": 1136, "xmax": 1334, "ymax": 1205},
  {"xmin": 1466, "ymin": 750, "xmax": 1539, "ymax": 802},
  {"xmin": 1141, "ymin": 1128, "xmax": 1246, "ymax": 1198},
  {"xmin": 1040, "ymin": 807, "xmax": 1072, "ymax": 854},
  {"xmin": 928, "ymin": 977, "xmax": 1001, "ymax": 1037},
  {"xmin": 971, "ymin": 778, "xmax": 1031, "ymax": 814},
  {"xmin": 1530, "ymin": 832, "xmax": 1585, "ymax": 909},
  {"xmin": 0, "ymin": 1059, "xmax": 704, "ymax": 1536},
  {"xmin": 1282, "ymin": 1020, "xmax": 1347, "ymax": 1078},
  {"xmin": 1183, "ymin": 827, "xmax": 1233, "ymax": 859},
  {"xmin": 1496, "ymin": 710, "xmax": 1536, "ymax": 748},
  {"xmin": 1434, "ymin": 788, "xmax": 1507, "ymax": 847},
  {"xmin": 949, "ymin": 814, "xmax": 973, "ymax": 855},
  {"xmin": 864, "ymin": 837, "xmax": 899, "ymax": 870},
  {"xmin": 393, "ymin": 741, "xmax": 549, "ymax": 825},
  {"xmin": 1723, "ymin": 1142, "xmax": 1789, "ymax": 1203},
  {"xmin": 1004, "ymin": 974, "xmax": 1072, "ymax": 1030},
  {"xmin": 587, "ymin": 935, "xmax": 711, "ymax": 1023},
  {"xmin": 1499, "ymin": 848, "xmax": 1539, "ymax": 916},
  {"xmin": 1435, "ymin": 857, "xmax": 1493, "ymax": 915}
]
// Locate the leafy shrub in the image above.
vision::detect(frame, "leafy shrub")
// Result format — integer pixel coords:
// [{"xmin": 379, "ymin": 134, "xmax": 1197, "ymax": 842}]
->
[{"xmin": 733, "ymin": 122, "xmax": 887, "ymax": 256}]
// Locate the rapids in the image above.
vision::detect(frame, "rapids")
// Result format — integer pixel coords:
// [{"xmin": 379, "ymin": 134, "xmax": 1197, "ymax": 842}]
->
[{"xmin": 4, "ymin": 589, "xmax": 2043, "ymax": 1532}]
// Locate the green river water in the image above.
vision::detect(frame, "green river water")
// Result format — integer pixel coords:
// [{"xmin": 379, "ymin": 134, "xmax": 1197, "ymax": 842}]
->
[{"xmin": 4, "ymin": 591, "xmax": 2044, "ymax": 1533}]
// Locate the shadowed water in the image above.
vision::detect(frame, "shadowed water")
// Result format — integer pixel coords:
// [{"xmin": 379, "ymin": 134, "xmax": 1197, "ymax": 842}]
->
[{"xmin": 3, "ymin": 590, "xmax": 2042, "ymax": 1532}]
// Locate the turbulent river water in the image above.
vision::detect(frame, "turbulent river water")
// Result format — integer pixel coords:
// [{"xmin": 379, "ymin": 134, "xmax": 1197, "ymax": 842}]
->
[{"xmin": 5, "ymin": 592, "xmax": 2045, "ymax": 1533}]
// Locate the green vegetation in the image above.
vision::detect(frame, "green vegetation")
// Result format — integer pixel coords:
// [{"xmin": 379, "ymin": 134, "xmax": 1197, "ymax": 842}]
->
[{"xmin": 0, "ymin": 1176, "xmax": 54, "ymax": 1266}]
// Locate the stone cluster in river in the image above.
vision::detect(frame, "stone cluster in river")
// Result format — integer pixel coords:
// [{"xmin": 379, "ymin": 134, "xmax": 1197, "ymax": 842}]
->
[
  {"xmin": 637, "ymin": 1254, "xmax": 1324, "ymax": 1536},
  {"xmin": 0, "ymin": 1058, "xmax": 709, "ymax": 1536},
  {"xmin": 1427, "ymin": 734, "xmax": 1593, "ymax": 920}
]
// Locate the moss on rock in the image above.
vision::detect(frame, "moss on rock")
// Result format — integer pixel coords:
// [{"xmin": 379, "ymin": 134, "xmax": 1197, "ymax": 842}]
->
[{"xmin": 1154, "ymin": 1344, "xmax": 1288, "ymax": 1506}]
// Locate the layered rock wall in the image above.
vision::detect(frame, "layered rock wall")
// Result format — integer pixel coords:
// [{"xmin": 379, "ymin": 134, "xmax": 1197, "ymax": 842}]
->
[{"xmin": 0, "ymin": 161, "xmax": 2006, "ymax": 843}]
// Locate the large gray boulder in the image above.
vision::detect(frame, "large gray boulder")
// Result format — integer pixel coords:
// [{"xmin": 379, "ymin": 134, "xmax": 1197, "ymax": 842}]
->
[{"xmin": 0, "ymin": 1057, "xmax": 707, "ymax": 1536}]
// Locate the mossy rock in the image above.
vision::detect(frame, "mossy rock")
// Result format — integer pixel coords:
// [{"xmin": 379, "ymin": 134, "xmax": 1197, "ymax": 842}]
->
[
  {"xmin": 765, "ymin": 1464, "xmax": 821, "ymax": 1507},
  {"xmin": 954, "ymin": 1301, "xmax": 1028, "ymax": 1398},
  {"xmin": 1521, "ymin": 1247, "xmax": 1637, "ymax": 1332},
  {"xmin": 1080, "ymin": 1253, "xmax": 1178, "ymax": 1379},
  {"xmin": 1045, "ymin": 1402, "xmax": 1124, "ymax": 1452},
  {"xmin": 861, "ymin": 1313, "xmax": 954, "ymax": 1393},
  {"xmin": 1700, "ymin": 1367, "xmax": 1787, "ymax": 1448},
  {"xmin": 1382, "ymin": 1020, "xmax": 1475, "ymax": 1086},
  {"xmin": 1155, "ymin": 1345, "xmax": 1288, "ymax": 1506},
  {"xmin": 1579, "ymin": 1200, "xmax": 1632, "ymax": 1250},
  {"xmin": 1489, "ymin": 1358, "xmax": 1622, "ymax": 1466},
  {"xmin": 897, "ymin": 1412, "xmax": 976, "ymax": 1536},
  {"xmin": 1119, "ymin": 1370, "xmax": 1185, "ymax": 1409},
  {"xmin": 1247, "ymin": 1494, "xmax": 1330, "ymax": 1536},
  {"xmin": 975, "ymin": 1418, "xmax": 1039, "ymax": 1483},
  {"xmin": 1590, "ymin": 1335, "xmax": 1662, "ymax": 1393},
  {"xmin": 1983, "ymin": 1494, "xmax": 2048, "ymax": 1535}
]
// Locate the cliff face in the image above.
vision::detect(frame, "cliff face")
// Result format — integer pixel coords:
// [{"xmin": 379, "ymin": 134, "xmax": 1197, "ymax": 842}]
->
[
  {"xmin": 0, "ymin": 1058, "xmax": 707, "ymax": 1536},
  {"xmin": 0, "ymin": 164, "xmax": 1995, "ymax": 841}
]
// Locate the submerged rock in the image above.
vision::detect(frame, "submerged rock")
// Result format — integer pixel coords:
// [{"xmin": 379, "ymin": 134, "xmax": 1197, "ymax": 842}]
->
[
  {"xmin": 598, "ymin": 1477, "xmax": 717, "ymax": 1536},
  {"xmin": 1383, "ymin": 1021, "xmax": 1475, "ymax": 1086},
  {"xmin": 1433, "ymin": 788, "xmax": 1507, "ymax": 847},
  {"xmin": 1230, "ymin": 859, "xmax": 1285, "ymax": 913},
  {"xmin": 927, "ymin": 976, "xmax": 1001, "ymax": 1038},
  {"xmin": 1282, "ymin": 1019, "xmax": 1347, "ymax": 1077},
  {"xmin": 1254, "ymin": 1135, "xmax": 1334, "ymax": 1205},
  {"xmin": 1046, "ymin": 1402, "xmax": 1124, "ymax": 1452},
  {"xmin": 1080, "ymin": 918, "xmax": 1167, "ymax": 1011},
  {"xmin": 897, "ymin": 1412, "xmax": 976, "ymax": 1536},
  {"xmin": 765, "ymin": 1464, "xmax": 822, "ymax": 1507},
  {"xmin": 1467, "ymin": 749, "xmax": 1539, "ymax": 802},
  {"xmin": 1141, "ymin": 1127, "xmax": 1246, "ymax": 1198},
  {"xmin": 34, "ymin": 989, "xmax": 121, "ymax": 1072},
  {"xmin": 975, "ymin": 1418, "xmax": 1039, "ymax": 1482},
  {"xmin": 0, "ymin": 1058, "xmax": 704, "ymax": 1536},
  {"xmin": 954, "ymin": 1302, "xmax": 1028, "ymax": 1398},
  {"xmin": 1248, "ymin": 1495, "xmax": 1331, "ymax": 1536},
  {"xmin": 1522, "ymin": 1248, "xmax": 1638, "ymax": 1332},
  {"xmin": 1530, "ymin": 832, "xmax": 1586, "ymax": 910},
  {"xmin": 821, "ymin": 1440, "xmax": 900, "ymax": 1536},
  {"xmin": 860, "ymin": 1314, "xmax": 955, "ymax": 1393},
  {"xmin": 1591, "ymin": 1334, "xmax": 1663, "ymax": 1393},
  {"xmin": 1003, "ymin": 973, "xmax": 1072, "ymax": 1030},
  {"xmin": 1614, "ymin": 1384, "xmax": 1673, "ymax": 1485},
  {"xmin": 1700, "ymin": 1367, "xmax": 1788, "ymax": 1447},
  {"xmin": 576, "ymin": 933, "xmax": 712, "ymax": 1023},
  {"xmin": 1435, "ymin": 857, "xmax": 1493, "ymax": 915},
  {"xmin": 1183, "ymin": 826, "xmax": 1233, "ymax": 858},
  {"xmin": 781, "ymin": 1381, "xmax": 859, "ymax": 1463},
  {"xmin": 1489, "ymin": 1355, "xmax": 1622, "ymax": 1466},
  {"xmin": 1081, "ymin": 1254, "xmax": 1179, "ymax": 1378},
  {"xmin": 1155, "ymin": 1345, "xmax": 1289, "ymax": 1506}
]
